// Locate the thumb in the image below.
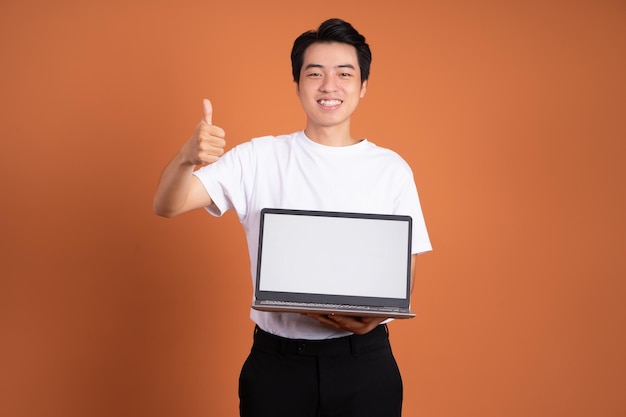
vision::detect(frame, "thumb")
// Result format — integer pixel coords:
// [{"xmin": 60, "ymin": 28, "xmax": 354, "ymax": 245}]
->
[{"xmin": 201, "ymin": 98, "xmax": 213, "ymax": 125}]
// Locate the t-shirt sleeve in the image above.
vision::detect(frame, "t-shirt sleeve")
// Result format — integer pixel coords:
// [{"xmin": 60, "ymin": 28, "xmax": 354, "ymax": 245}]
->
[
  {"xmin": 394, "ymin": 164, "xmax": 432, "ymax": 255},
  {"xmin": 192, "ymin": 141, "xmax": 255, "ymax": 219}
]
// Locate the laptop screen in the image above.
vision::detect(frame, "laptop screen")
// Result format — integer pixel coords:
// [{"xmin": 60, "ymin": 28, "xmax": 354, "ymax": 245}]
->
[{"xmin": 255, "ymin": 209, "xmax": 412, "ymax": 307}]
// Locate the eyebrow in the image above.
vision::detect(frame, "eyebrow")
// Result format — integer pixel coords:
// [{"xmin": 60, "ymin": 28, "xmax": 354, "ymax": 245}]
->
[{"xmin": 304, "ymin": 63, "xmax": 356, "ymax": 71}]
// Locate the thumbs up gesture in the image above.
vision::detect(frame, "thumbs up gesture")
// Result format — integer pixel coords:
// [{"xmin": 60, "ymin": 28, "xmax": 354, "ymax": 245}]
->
[{"xmin": 181, "ymin": 99, "xmax": 226, "ymax": 166}]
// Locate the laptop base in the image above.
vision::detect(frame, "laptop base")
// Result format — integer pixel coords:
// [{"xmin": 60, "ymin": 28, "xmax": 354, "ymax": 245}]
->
[{"xmin": 252, "ymin": 302, "xmax": 415, "ymax": 319}]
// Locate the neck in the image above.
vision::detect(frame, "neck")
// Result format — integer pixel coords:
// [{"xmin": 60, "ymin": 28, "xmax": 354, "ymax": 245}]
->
[{"xmin": 304, "ymin": 124, "xmax": 358, "ymax": 147}]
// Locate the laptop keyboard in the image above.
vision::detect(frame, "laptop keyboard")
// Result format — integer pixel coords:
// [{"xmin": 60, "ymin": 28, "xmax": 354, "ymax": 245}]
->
[
  {"xmin": 259, "ymin": 300, "xmax": 372, "ymax": 310},
  {"xmin": 258, "ymin": 300, "xmax": 402, "ymax": 312}
]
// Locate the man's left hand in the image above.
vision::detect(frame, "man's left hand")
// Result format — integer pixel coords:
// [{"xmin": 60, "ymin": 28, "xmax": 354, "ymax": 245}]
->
[{"xmin": 306, "ymin": 313, "xmax": 386, "ymax": 335}]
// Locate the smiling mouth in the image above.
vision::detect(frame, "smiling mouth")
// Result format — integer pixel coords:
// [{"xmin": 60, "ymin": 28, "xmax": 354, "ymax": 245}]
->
[{"xmin": 318, "ymin": 99, "xmax": 342, "ymax": 107}]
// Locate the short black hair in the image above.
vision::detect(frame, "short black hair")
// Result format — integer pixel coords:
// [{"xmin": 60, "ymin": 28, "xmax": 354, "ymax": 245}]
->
[{"xmin": 291, "ymin": 18, "xmax": 372, "ymax": 84}]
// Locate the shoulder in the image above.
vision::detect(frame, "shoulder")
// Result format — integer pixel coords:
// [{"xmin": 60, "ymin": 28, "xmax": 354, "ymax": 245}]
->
[
  {"xmin": 363, "ymin": 140, "xmax": 413, "ymax": 172},
  {"xmin": 250, "ymin": 132, "xmax": 300, "ymax": 146},
  {"xmin": 233, "ymin": 132, "xmax": 301, "ymax": 152}
]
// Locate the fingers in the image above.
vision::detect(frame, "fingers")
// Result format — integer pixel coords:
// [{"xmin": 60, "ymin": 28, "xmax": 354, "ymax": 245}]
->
[
  {"xmin": 195, "ymin": 128, "xmax": 225, "ymax": 165},
  {"xmin": 306, "ymin": 313, "xmax": 387, "ymax": 334},
  {"xmin": 198, "ymin": 98, "xmax": 224, "ymax": 146},
  {"xmin": 202, "ymin": 98, "xmax": 213, "ymax": 125},
  {"xmin": 181, "ymin": 99, "xmax": 225, "ymax": 166},
  {"xmin": 306, "ymin": 313, "xmax": 339, "ymax": 329}
]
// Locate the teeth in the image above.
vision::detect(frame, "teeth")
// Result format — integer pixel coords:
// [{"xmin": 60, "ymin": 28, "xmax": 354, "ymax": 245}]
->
[{"xmin": 319, "ymin": 99, "xmax": 342, "ymax": 106}]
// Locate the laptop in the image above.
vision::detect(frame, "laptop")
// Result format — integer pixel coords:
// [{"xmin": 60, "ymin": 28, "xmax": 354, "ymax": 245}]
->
[{"xmin": 252, "ymin": 208, "xmax": 415, "ymax": 318}]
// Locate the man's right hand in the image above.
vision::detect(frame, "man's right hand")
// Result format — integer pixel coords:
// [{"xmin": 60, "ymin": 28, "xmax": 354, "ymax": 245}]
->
[
  {"xmin": 180, "ymin": 98, "xmax": 226, "ymax": 166},
  {"xmin": 153, "ymin": 99, "xmax": 223, "ymax": 217}
]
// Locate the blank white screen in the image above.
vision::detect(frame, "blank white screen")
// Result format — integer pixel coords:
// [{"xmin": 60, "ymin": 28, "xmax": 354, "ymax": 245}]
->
[{"xmin": 258, "ymin": 213, "xmax": 409, "ymax": 299}]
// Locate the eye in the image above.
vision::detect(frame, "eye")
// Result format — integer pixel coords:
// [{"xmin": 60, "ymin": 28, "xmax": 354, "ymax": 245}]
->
[
  {"xmin": 307, "ymin": 72, "xmax": 322, "ymax": 78},
  {"xmin": 339, "ymin": 72, "xmax": 353, "ymax": 78}
]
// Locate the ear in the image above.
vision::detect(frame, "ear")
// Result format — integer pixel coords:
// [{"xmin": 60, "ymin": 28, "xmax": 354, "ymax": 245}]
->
[{"xmin": 360, "ymin": 80, "xmax": 368, "ymax": 98}]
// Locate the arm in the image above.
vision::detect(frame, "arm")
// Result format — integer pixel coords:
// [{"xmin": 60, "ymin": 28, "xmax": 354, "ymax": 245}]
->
[
  {"xmin": 308, "ymin": 254, "xmax": 419, "ymax": 334},
  {"xmin": 153, "ymin": 99, "xmax": 226, "ymax": 218},
  {"xmin": 410, "ymin": 253, "xmax": 417, "ymax": 293}
]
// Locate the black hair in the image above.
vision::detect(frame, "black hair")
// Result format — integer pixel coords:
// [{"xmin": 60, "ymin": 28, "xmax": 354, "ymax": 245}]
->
[{"xmin": 291, "ymin": 18, "xmax": 372, "ymax": 84}]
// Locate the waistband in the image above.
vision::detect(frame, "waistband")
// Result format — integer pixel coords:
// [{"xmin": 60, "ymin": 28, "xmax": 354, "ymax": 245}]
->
[{"xmin": 252, "ymin": 324, "xmax": 390, "ymax": 357}]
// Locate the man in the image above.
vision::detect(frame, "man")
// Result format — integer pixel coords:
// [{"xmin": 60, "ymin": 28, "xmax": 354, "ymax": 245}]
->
[{"xmin": 154, "ymin": 18, "xmax": 431, "ymax": 417}]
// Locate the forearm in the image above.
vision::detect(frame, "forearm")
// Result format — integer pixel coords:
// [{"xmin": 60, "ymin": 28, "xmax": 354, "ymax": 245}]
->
[
  {"xmin": 153, "ymin": 152, "xmax": 199, "ymax": 218},
  {"xmin": 410, "ymin": 254, "xmax": 417, "ymax": 293}
]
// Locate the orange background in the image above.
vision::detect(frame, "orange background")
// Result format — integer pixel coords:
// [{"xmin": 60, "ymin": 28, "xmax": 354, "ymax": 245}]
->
[{"xmin": 1, "ymin": 1, "xmax": 625, "ymax": 416}]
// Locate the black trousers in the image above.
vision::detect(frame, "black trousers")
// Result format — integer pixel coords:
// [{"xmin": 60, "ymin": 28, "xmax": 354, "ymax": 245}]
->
[{"xmin": 239, "ymin": 325, "xmax": 403, "ymax": 417}]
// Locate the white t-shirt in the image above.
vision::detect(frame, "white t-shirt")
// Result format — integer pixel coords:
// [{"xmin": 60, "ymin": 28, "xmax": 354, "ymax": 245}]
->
[{"xmin": 194, "ymin": 131, "xmax": 432, "ymax": 339}]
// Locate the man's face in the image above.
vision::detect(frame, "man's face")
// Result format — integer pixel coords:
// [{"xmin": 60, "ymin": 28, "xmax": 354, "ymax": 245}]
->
[{"xmin": 296, "ymin": 42, "xmax": 367, "ymax": 132}]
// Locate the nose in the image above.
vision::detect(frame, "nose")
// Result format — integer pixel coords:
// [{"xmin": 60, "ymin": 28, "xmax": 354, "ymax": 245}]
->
[{"xmin": 320, "ymin": 75, "xmax": 339, "ymax": 93}]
